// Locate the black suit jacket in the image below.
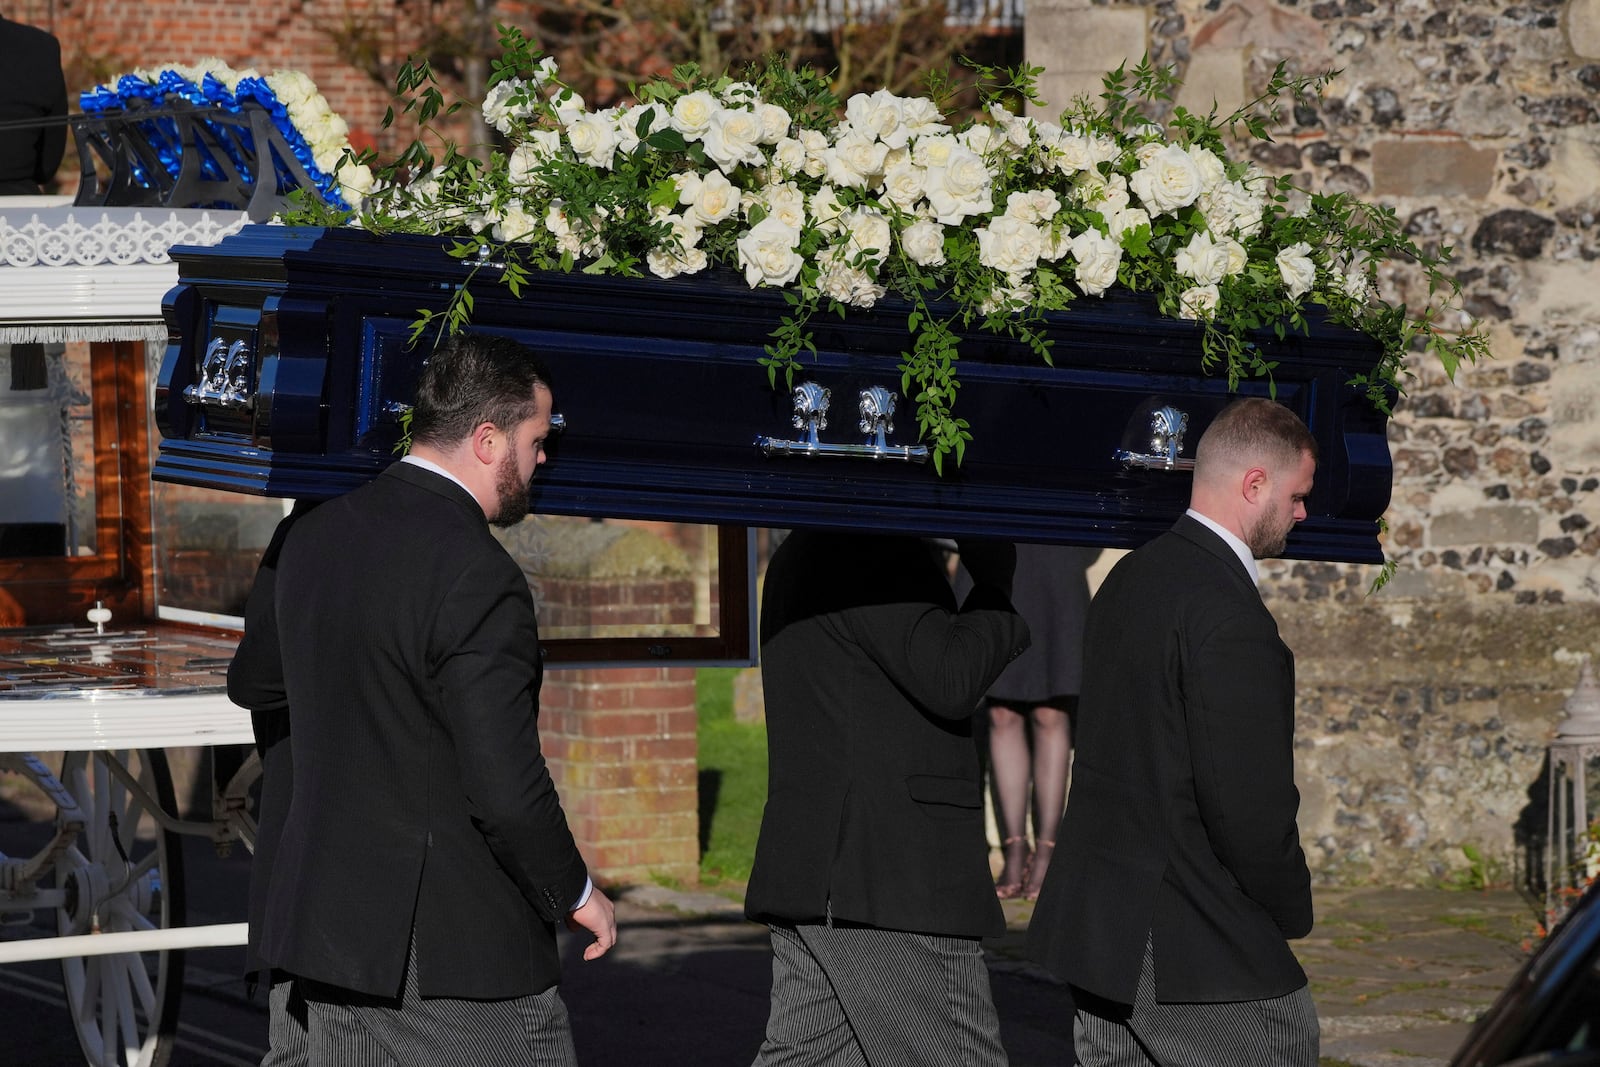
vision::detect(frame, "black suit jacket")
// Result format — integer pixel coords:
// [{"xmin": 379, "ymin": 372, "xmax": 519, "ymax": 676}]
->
[
  {"xmin": 0, "ymin": 17, "xmax": 67, "ymax": 195},
  {"xmin": 227, "ymin": 463, "xmax": 588, "ymax": 999},
  {"xmin": 228, "ymin": 502, "xmax": 315, "ymax": 979},
  {"xmin": 1028, "ymin": 515, "xmax": 1312, "ymax": 1004},
  {"xmin": 744, "ymin": 531, "xmax": 1030, "ymax": 938}
]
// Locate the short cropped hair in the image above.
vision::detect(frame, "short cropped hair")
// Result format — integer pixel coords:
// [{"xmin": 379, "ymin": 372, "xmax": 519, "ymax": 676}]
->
[
  {"xmin": 409, "ymin": 333, "xmax": 554, "ymax": 448},
  {"xmin": 1194, "ymin": 397, "xmax": 1317, "ymax": 479}
]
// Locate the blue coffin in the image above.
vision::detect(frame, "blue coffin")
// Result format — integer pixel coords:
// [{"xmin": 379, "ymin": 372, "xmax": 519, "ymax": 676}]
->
[{"xmin": 154, "ymin": 225, "xmax": 1393, "ymax": 562}]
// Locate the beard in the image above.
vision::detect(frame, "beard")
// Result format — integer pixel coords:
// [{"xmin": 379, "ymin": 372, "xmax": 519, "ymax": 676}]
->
[
  {"xmin": 1246, "ymin": 511, "xmax": 1293, "ymax": 559},
  {"xmin": 488, "ymin": 452, "xmax": 533, "ymax": 528}
]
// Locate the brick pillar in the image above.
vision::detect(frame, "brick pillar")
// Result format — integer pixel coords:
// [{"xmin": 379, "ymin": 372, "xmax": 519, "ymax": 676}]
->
[{"xmin": 536, "ymin": 525, "xmax": 702, "ymax": 886}]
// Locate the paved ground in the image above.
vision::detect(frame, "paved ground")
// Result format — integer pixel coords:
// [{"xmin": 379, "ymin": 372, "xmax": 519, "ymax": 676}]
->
[{"xmin": 618, "ymin": 881, "xmax": 1536, "ymax": 1067}]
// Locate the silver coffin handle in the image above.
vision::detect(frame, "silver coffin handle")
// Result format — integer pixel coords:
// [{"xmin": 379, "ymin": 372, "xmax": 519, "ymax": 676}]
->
[
  {"xmin": 757, "ymin": 382, "xmax": 929, "ymax": 463},
  {"xmin": 1113, "ymin": 405, "xmax": 1195, "ymax": 471}
]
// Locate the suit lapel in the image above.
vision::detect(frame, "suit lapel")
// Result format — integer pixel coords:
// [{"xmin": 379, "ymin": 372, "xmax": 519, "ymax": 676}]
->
[{"xmin": 1170, "ymin": 514, "xmax": 1259, "ymax": 598}]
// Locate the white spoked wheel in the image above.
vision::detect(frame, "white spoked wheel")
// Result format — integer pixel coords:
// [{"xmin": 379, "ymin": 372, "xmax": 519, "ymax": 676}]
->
[{"xmin": 53, "ymin": 750, "xmax": 186, "ymax": 1067}]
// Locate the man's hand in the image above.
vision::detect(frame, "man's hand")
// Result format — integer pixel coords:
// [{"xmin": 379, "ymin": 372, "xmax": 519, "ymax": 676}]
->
[
  {"xmin": 566, "ymin": 888, "xmax": 617, "ymax": 961},
  {"xmin": 957, "ymin": 539, "xmax": 1017, "ymax": 599}
]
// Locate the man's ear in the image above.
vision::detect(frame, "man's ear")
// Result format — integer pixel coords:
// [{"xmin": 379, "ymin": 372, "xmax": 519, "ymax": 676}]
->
[
  {"xmin": 1241, "ymin": 465, "xmax": 1269, "ymax": 503},
  {"xmin": 470, "ymin": 422, "xmax": 499, "ymax": 466}
]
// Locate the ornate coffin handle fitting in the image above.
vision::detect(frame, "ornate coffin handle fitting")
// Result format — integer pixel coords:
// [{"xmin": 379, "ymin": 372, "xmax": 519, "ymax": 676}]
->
[
  {"xmin": 757, "ymin": 381, "xmax": 929, "ymax": 463},
  {"xmin": 183, "ymin": 337, "xmax": 255, "ymax": 410},
  {"xmin": 1114, "ymin": 405, "xmax": 1196, "ymax": 471}
]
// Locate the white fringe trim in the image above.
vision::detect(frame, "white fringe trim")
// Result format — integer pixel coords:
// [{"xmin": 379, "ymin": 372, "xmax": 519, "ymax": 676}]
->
[{"xmin": 0, "ymin": 323, "xmax": 167, "ymax": 343}]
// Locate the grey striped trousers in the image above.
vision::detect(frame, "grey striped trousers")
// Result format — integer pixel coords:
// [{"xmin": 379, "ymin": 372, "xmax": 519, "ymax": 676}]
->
[
  {"xmin": 1074, "ymin": 938, "xmax": 1319, "ymax": 1067},
  {"xmin": 296, "ymin": 937, "xmax": 577, "ymax": 1066},
  {"xmin": 751, "ymin": 920, "xmax": 1008, "ymax": 1067}
]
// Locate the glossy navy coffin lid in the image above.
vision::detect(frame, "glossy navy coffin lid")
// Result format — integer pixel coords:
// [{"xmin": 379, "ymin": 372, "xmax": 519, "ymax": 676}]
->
[{"xmin": 154, "ymin": 225, "xmax": 1394, "ymax": 563}]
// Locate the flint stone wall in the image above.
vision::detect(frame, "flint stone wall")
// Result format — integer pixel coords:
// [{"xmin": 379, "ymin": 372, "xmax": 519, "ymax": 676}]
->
[{"xmin": 1030, "ymin": 0, "xmax": 1600, "ymax": 886}]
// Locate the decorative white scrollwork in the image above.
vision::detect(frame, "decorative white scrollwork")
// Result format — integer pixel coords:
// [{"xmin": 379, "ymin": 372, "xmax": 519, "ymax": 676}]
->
[{"xmin": 0, "ymin": 209, "xmax": 248, "ymax": 269}]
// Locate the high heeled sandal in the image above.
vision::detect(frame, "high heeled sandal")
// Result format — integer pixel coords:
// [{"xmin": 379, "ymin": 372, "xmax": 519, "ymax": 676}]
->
[
  {"xmin": 1022, "ymin": 839, "xmax": 1055, "ymax": 901},
  {"xmin": 995, "ymin": 836, "xmax": 1028, "ymax": 900}
]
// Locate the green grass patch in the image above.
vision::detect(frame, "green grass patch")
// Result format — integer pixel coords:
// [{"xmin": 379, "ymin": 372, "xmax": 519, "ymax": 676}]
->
[{"xmin": 697, "ymin": 667, "xmax": 767, "ymax": 887}]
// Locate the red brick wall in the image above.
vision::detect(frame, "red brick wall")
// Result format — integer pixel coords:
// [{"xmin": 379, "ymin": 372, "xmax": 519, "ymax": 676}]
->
[{"xmin": 540, "ymin": 572, "xmax": 702, "ymax": 885}]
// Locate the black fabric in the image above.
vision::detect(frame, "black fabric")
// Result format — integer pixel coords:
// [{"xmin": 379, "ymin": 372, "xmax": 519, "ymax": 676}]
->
[
  {"xmin": 227, "ymin": 463, "xmax": 588, "ymax": 999},
  {"xmin": 1028, "ymin": 515, "xmax": 1312, "ymax": 1005},
  {"xmin": 744, "ymin": 530, "xmax": 1030, "ymax": 939},
  {"xmin": 0, "ymin": 17, "xmax": 67, "ymax": 195}
]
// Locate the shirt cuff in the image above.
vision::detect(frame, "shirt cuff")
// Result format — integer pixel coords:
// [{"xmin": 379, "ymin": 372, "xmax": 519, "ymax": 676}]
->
[{"xmin": 571, "ymin": 876, "xmax": 594, "ymax": 911}]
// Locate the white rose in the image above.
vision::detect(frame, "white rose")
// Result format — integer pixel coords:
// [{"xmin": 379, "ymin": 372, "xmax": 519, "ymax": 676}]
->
[
  {"xmin": 493, "ymin": 202, "xmax": 539, "ymax": 242},
  {"xmin": 1005, "ymin": 189, "xmax": 1060, "ymax": 224},
  {"xmin": 550, "ymin": 87, "xmax": 584, "ymax": 119},
  {"xmin": 760, "ymin": 182, "xmax": 808, "ymax": 230},
  {"xmin": 1276, "ymin": 241, "xmax": 1316, "ymax": 300},
  {"xmin": 1040, "ymin": 224, "xmax": 1074, "ymax": 261},
  {"xmin": 337, "ymin": 161, "xmax": 375, "ymax": 202},
  {"xmin": 1107, "ymin": 207, "xmax": 1150, "ymax": 241},
  {"xmin": 911, "ymin": 134, "xmax": 956, "ymax": 170},
  {"xmin": 799, "ymin": 128, "xmax": 831, "ymax": 178},
  {"xmin": 976, "ymin": 215, "xmax": 1044, "ymax": 277},
  {"xmin": 818, "ymin": 257, "xmax": 886, "ymax": 308},
  {"xmin": 901, "ymin": 97, "xmax": 949, "ymax": 137},
  {"xmin": 826, "ymin": 129, "xmax": 889, "ymax": 189},
  {"xmin": 674, "ymin": 171, "xmax": 702, "ymax": 207},
  {"xmin": 481, "ymin": 79, "xmax": 526, "ymax": 135},
  {"xmin": 509, "ymin": 132, "xmax": 562, "ymax": 184},
  {"xmin": 1070, "ymin": 228, "xmax": 1122, "ymax": 296},
  {"xmin": 988, "ymin": 103, "xmax": 1033, "ymax": 150},
  {"xmin": 846, "ymin": 89, "xmax": 908, "ymax": 149},
  {"xmin": 1129, "ymin": 143, "xmax": 1204, "ymax": 215},
  {"xmin": 660, "ymin": 212, "xmax": 703, "ymax": 250},
  {"xmin": 961, "ymin": 123, "xmax": 1001, "ymax": 156},
  {"xmin": 981, "ymin": 282, "xmax": 1035, "ymax": 315},
  {"xmin": 688, "ymin": 169, "xmax": 739, "ymax": 226},
  {"xmin": 1197, "ymin": 183, "xmax": 1238, "ymax": 234},
  {"xmin": 670, "ymin": 90, "xmax": 718, "ymax": 139},
  {"xmin": 770, "ymin": 137, "xmax": 806, "ymax": 177},
  {"xmin": 614, "ymin": 103, "xmax": 666, "ymax": 154},
  {"xmin": 702, "ymin": 107, "xmax": 766, "ymax": 172},
  {"xmin": 533, "ymin": 56, "xmax": 559, "ymax": 85},
  {"xmin": 1178, "ymin": 284, "xmax": 1221, "ymax": 320},
  {"xmin": 924, "ymin": 143, "xmax": 994, "ymax": 224},
  {"xmin": 809, "ymin": 184, "xmax": 846, "ymax": 234},
  {"xmin": 757, "ymin": 103, "xmax": 792, "ymax": 144},
  {"xmin": 881, "ymin": 159, "xmax": 926, "ymax": 209},
  {"xmin": 1174, "ymin": 231, "xmax": 1230, "ymax": 285},
  {"xmin": 1133, "ymin": 141, "xmax": 1164, "ymax": 166},
  {"xmin": 565, "ymin": 111, "xmax": 618, "ymax": 169},
  {"xmin": 841, "ymin": 207, "xmax": 892, "ymax": 264},
  {"xmin": 1072, "ymin": 171, "xmax": 1130, "ymax": 215},
  {"xmin": 1053, "ymin": 130, "xmax": 1096, "ymax": 174},
  {"xmin": 1219, "ymin": 236, "xmax": 1248, "ymax": 278},
  {"xmin": 900, "ymin": 218, "xmax": 946, "ymax": 267},
  {"xmin": 647, "ymin": 245, "xmax": 709, "ymax": 280},
  {"xmin": 1343, "ymin": 257, "xmax": 1372, "ymax": 302},
  {"xmin": 720, "ymin": 80, "xmax": 758, "ymax": 103},
  {"xmin": 1188, "ymin": 145, "xmax": 1227, "ymax": 192},
  {"xmin": 736, "ymin": 216, "xmax": 804, "ymax": 288}
]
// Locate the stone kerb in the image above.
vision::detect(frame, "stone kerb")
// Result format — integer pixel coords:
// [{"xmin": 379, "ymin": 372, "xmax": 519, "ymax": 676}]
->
[{"xmin": 534, "ymin": 521, "xmax": 701, "ymax": 886}]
